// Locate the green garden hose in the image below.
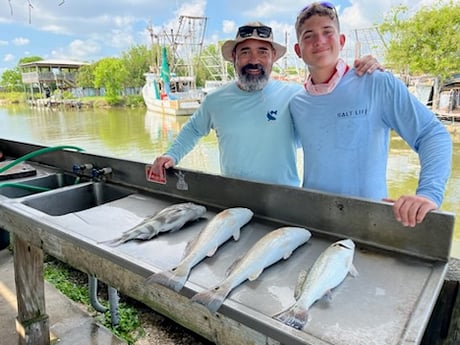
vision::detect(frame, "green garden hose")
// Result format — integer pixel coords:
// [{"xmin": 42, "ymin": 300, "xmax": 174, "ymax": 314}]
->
[
  {"xmin": 0, "ymin": 145, "xmax": 85, "ymax": 174},
  {"xmin": 0, "ymin": 182, "xmax": 50, "ymax": 192}
]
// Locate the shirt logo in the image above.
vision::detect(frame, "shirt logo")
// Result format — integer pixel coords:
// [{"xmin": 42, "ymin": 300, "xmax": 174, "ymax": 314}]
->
[
  {"xmin": 336, "ymin": 108, "xmax": 368, "ymax": 118},
  {"xmin": 266, "ymin": 110, "xmax": 278, "ymax": 121}
]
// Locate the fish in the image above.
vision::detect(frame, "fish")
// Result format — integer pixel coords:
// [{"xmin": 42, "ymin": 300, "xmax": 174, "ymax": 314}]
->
[
  {"xmin": 145, "ymin": 207, "xmax": 254, "ymax": 292},
  {"xmin": 100, "ymin": 202, "xmax": 207, "ymax": 247},
  {"xmin": 274, "ymin": 238, "xmax": 358, "ymax": 330},
  {"xmin": 190, "ymin": 226, "xmax": 312, "ymax": 313}
]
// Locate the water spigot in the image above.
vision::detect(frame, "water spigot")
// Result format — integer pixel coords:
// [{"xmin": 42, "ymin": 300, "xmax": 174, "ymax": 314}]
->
[
  {"xmin": 91, "ymin": 167, "xmax": 112, "ymax": 180},
  {"xmin": 72, "ymin": 163, "xmax": 94, "ymax": 175}
]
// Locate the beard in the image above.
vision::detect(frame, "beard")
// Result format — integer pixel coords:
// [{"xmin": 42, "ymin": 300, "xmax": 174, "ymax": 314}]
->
[{"xmin": 237, "ymin": 64, "xmax": 270, "ymax": 92}]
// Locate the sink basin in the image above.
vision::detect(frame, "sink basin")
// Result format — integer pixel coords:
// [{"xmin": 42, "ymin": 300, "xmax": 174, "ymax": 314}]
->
[
  {"xmin": 0, "ymin": 173, "xmax": 78, "ymax": 198},
  {"xmin": 21, "ymin": 182, "xmax": 134, "ymax": 216}
]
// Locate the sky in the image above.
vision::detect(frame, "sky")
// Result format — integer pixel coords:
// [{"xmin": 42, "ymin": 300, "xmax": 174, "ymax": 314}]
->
[{"xmin": 0, "ymin": 0, "xmax": 450, "ymax": 76}]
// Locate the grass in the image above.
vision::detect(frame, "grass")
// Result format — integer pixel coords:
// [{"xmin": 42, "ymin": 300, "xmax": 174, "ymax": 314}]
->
[
  {"xmin": 0, "ymin": 91, "xmax": 145, "ymax": 108},
  {"xmin": 44, "ymin": 255, "xmax": 145, "ymax": 344}
]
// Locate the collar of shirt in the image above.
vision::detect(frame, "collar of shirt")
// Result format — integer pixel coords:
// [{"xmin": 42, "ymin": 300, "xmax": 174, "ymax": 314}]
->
[{"xmin": 304, "ymin": 59, "xmax": 349, "ymax": 96}]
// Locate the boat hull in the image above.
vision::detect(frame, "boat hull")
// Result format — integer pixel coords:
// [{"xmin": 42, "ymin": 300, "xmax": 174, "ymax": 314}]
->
[{"xmin": 143, "ymin": 97, "xmax": 200, "ymax": 116}]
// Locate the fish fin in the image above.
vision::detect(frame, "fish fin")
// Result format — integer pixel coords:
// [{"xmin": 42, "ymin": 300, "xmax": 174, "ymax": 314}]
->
[
  {"xmin": 323, "ymin": 289, "xmax": 333, "ymax": 302},
  {"xmin": 98, "ymin": 238, "xmax": 120, "ymax": 246},
  {"xmin": 283, "ymin": 250, "xmax": 294, "ymax": 260},
  {"xmin": 349, "ymin": 264, "xmax": 359, "ymax": 277},
  {"xmin": 98, "ymin": 235, "xmax": 131, "ymax": 247},
  {"xmin": 273, "ymin": 305, "xmax": 309, "ymax": 330},
  {"xmin": 294, "ymin": 269, "xmax": 308, "ymax": 299},
  {"xmin": 190, "ymin": 285, "xmax": 232, "ymax": 313},
  {"xmin": 183, "ymin": 237, "xmax": 198, "ymax": 258},
  {"xmin": 207, "ymin": 245, "xmax": 218, "ymax": 257},
  {"xmin": 232, "ymin": 228, "xmax": 241, "ymax": 241},
  {"xmin": 225, "ymin": 257, "xmax": 243, "ymax": 276},
  {"xmin": 248, "ymin": 268, "xmax": 264, "ymax": 281},
  {"xmin": 144, "ymin": 266, "xmax": 188, "ymax": 292}
]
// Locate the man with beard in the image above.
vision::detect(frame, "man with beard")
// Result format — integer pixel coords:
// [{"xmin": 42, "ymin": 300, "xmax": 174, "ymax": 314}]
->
[{"xmin": 149, "ymin": 22, "xmax": 380, "ymax": 186}]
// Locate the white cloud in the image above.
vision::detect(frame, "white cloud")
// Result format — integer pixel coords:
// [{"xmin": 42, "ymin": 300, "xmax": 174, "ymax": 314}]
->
[
  {"xmin": 3, "ymin": 54, "xmax": 14, "ymax": 62},
  {"xmin": 12, "ymin": 37, "xmax": 29, "ymax": 46},
  {"xmin": 222, "ymin": 20, "xmax": 236, "ymax": 35},
  {"xmin": 174, "ymin": 0, "xmax": 206, "ymax": 17},
  {"xmin": 48, "ymin": 39, "xmax": 101, "ymax": 62}
]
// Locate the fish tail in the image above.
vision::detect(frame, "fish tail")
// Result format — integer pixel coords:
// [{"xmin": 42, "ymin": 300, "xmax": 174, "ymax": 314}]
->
[
  {"xmin": 144, "ymin": 266, "xmax": 189, "ymax": 292},
  {"xmin": 190, "ymin": 285, "xmax": 231, "ymax": 313},
  {"xmin": 274, "ymin": 305, "xmax": 309, "ymax": 330},
  {"xmin": 98, "ymin": 237, "xmax": 125, "ymax": 247}
]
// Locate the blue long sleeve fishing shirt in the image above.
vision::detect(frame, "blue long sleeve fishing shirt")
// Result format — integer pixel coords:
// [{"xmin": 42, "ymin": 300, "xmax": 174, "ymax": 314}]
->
[
  {"xmin": 166, "ymin": 80, "xmax": 303, "ymax": 187},
  {"xmin": 290, "ymin": 70, "xmax": 452, "ymax": 207}
]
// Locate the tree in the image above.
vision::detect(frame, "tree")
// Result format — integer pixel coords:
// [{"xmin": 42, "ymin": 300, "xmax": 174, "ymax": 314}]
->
[
  {"xmin": 18, "ymin": 56, "xmax": 43, "ymax": 64},
  {"xmin": 121, "ymin": 44, "xmax": 151, "ymax": 87},
  {"xmin": 0, "ymin": 68, "xmax": 22, "ymax": 92},
  {"xmin": 380, "ymin": 0, "xmax": 460, "ymax": 81},
  {"xmin": 93, "ymin": 57, "xmax": 127, "ymax": 103},
  {"xmin": 76, "ymin": 64, "xmax": 95, "ymax": 89}
]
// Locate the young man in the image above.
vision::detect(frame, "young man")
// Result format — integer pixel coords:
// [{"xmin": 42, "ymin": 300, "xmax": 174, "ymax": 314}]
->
[
  {"xmin": 291, "ymin": 2, "xmax": 452, "ymax": 226},
  {"xmin": 150, "ymin": 21, "xmax": 380, "ymax": 186}
]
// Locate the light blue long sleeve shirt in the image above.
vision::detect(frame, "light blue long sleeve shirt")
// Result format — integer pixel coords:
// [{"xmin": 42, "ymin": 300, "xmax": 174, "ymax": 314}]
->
[
  {"xmin": 290, "ymin": 70, "xmax": 452, "ymax": 206},
  {"xmin": 166, "ymin": 79, "xmax": 303, "ymax": 186}
]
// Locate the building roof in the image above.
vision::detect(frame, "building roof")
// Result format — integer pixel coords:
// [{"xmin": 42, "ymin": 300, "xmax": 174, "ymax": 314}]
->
[{"xmin": 19, "ymin": 59, "xmax": 89, "ymax": 69}]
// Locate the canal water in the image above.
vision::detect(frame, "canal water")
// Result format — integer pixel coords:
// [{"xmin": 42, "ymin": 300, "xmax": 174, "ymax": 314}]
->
[{"xmin": 1, "ymin": 105, "xmax": 459, "ymax": 256}]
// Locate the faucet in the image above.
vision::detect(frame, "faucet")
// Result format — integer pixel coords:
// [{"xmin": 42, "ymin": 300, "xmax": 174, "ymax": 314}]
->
[
  {"xmin": 72, "ymin": 163, "xmax": 94, "ymax": 175},
  {"xmin": 91, "ymin": 167, "xmax": 112, "ymax": 181}
]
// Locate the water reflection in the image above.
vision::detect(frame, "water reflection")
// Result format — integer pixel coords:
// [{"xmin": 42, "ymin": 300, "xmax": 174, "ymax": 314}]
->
[{"xmin": 0, "ymin": 106, "xmax": 458, "ymax": 255}]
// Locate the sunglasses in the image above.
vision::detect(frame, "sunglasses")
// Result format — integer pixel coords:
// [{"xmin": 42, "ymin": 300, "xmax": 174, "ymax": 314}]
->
[
  {"xmin": 238, "ymin": 25, "xmax": 272, "ymax": 39},
  {"xmin": 300, "ymin": 1, "xmax": 337, "ymax": 13},
  {"xmin": 299, "ymin": 2, "xmax": 339, "ymax": 29}
]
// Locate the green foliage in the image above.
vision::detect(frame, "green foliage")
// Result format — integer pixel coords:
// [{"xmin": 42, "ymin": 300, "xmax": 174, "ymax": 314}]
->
[
  {"xmin": 44, "ymin": 257, "xmax": 90, "ymax": 305},
  {"xmin": 97, "ymin": 303, "xmax": 144, "ymax": 344},
  {"xmin": 18, "ymin": 56, "xmax": 43, "ymax": 64},
  {"xmin": 0, "ymin": 91, "xmax": 24, "ymax": 103},
  {"xmin": 44, "ymin": 256, "xmax": 145, "ymax": 344},
  {"xmin": 0, "ymin": 68, "xmax": 23, "ymax": 92},
  {"xmin": 380, "ymin": 0, "xmax": 460, "ymax": 80},
  {"xmin": 121, "ymin": 45, "xmax": 151, "ymax": 87},
  {"xmin": 76, "ymin": 64, "xmax": 96, "ymax": 88},
  {"xmin": 124, "ymin": 94, "xmax": 144, "ymax": 108},
  {"xmin": 94, "ymin": 57, "xmax": 128, "ymax": 101}
]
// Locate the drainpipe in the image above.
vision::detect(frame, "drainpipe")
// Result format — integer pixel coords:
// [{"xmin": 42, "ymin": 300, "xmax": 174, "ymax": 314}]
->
[{"xmin": 88, "ymin": 275, "xmax": 120, "ymax": 327}]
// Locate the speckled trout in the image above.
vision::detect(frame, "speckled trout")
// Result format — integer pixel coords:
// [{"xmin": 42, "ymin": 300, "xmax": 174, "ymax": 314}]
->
[
  {"xmin": 191, "ymin": 226, "xmax": 312, "ymax": 313},
  {"xmin": 145, "ymin": 207, "xmax": 254, "ymax": 292},
  {"xmin": 274, "ymin": 238, "xmax": 358, "ymax": 330},
  {"xmin": 100, "ymin": 202, "xmax": 207, "ymax": 247}
]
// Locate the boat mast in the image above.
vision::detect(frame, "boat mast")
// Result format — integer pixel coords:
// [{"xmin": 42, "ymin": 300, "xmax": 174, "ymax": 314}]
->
[{"xmin": 162, "ymin": 15, "xmax": 207, "ymax": 89}]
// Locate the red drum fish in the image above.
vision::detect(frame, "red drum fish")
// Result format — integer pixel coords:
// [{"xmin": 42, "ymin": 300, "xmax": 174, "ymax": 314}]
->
[
  {"xmin": 145, "ymin": 207, "xmax": 254, "ymax": 292},
  {"xmin": 274, "ymin": 238, "xmax": 358, "ymax": 330},
  {"xmin": 191, "ymin": 226, "xmax": 312, "ymax": 313},
  {"xmin": 100, "ymin": 202, "xmax": 207, "ymax": 247}
]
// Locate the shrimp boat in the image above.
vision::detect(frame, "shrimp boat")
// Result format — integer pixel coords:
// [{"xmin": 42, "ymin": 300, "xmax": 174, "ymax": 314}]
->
[
  {"xmin": 142, "ymin": 71, "xmax": 203, "ymax": 116},
  {"xmin": 142, "ymin": 15, "xmax": 207, "ymax": 116}
]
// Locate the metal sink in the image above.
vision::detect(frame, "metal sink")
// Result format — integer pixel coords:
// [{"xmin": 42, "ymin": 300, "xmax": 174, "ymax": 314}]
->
[
  {"xmin": 21, "ymin": 182, "xmax": 134, "ymax": 216},
  {"xmin": 0, "ymin": 173, "xmax": 78, "ymax": 198}
]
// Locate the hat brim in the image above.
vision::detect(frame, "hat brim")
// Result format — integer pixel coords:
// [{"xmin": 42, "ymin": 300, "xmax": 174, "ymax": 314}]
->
[{"xmin": 221, "ymin": 37, "xmax": 287, "ymax": 63}]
